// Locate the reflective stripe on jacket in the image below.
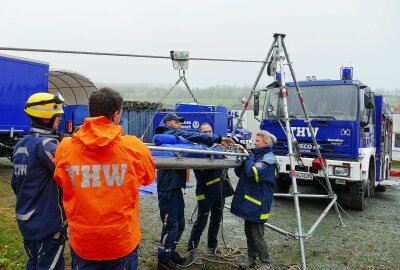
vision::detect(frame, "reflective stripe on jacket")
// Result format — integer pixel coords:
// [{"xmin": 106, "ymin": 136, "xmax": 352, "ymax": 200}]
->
[
  {"xmin": 54, "ymin": 116, "xmax": 156, "ymax": 260},
  {"xmin": 230, "ymin": 146, "xmax": 277, "ymax": 223},
  {"xmin": 193, "ymin": 168, "xmax": 233, "ymax": 204}
]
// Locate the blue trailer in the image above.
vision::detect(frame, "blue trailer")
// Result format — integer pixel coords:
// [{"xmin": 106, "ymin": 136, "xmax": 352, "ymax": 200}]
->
[
  {"xmin": 0, "ymin": 54, "xmax": 90, "ymax": 157},
  {"xmin": 255, "ymin": 67, "xmax": 393, "ymax": 210},
  {"xmin": 0, "ymin": 54, "xmax": 49, "ymax": 157}
]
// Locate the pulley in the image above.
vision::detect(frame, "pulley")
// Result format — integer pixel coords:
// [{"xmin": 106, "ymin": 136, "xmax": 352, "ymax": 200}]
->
[{"xmin": 170, "ymin": 50, "xmax": 189, "ymax": 71}]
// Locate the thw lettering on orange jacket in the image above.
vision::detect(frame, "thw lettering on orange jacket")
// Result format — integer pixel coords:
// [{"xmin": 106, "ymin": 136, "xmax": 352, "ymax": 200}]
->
[{"xmin": 66, "ymin": 164, "xmax": 127, "ymax": 188}]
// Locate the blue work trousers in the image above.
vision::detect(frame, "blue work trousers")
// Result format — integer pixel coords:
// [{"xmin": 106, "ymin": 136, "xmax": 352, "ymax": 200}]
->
[
  {"xmin": 187, "ymin": 198, "xmax": 223, "ymax": 251},
  {"xmin": 23, "ymin": 232, "xmax": 65, "ymax": 270},
  {"xmin": 157, "ymin": 188, "xmax": 185, "ymax": 263},
  {"xmin": 70, "ymin": 246, "xmax": 138, "ymax": 270}
]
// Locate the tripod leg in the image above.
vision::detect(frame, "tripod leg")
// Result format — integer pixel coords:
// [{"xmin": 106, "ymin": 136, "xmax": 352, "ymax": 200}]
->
[
  {"xmin": 281, "ymin": 38, "xmax": 346, "ymax": 228},
  {"xmin": 275, "ymin": 34, "xmax": 308, "ymax": 270},
  {"xmin": 231, "ymin": 37, "xmax": 278, "ymax": 137}
]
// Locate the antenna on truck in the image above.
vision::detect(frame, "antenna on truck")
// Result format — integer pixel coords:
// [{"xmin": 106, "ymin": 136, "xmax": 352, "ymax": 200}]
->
[{"xmin": 233, "ymin": 33, "xmax": 346, "ymax": 270}]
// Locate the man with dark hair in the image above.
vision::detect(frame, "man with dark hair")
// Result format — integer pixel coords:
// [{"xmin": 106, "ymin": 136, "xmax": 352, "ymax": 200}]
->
[
  {"xmin": 54, "ymin": 87, "xmax": 156, "ymax": 269},
  {"xmin": 155, "ymin": 114, "xmax": 234, "ymax": 270},
  {"xmin": 186, "ymin": 123, "xmax": 233, "ymax": 265},
  {"xmin": 88, "ymin": 87, "xmax": 124, "ymax": 119},
  {"xmin": 11, "ymin": 92, "xmax": 67, "ymax": 270}
]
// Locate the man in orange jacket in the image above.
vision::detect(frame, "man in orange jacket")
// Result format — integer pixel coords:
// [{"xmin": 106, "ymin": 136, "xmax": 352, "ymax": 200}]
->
[{"xmin": 54, "ymin": 87, "xmax": 156, "ymax": 269}]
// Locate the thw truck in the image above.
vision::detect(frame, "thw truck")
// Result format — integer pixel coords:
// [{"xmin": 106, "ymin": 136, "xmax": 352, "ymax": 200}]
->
[
  {"xmin": 152, "ymin": 103, "xmax": 252, "ymax": 147},
  {"xmin": 254, "ymin": 68, "xmax": 393, "ymax": 210}
]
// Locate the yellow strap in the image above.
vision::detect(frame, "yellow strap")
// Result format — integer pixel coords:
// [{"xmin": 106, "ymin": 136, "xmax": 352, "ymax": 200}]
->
[
  {"xmin": 275, "ymin": 167, "xmax": 278, "ymax": 176},
  {"xmin": 260, "ymin": 213, "xmax": 270, "ymax": 219},
  {"xmin": 252, "ymin": 166, "xmax": 259, "ymax": 183},
  {"xmin": 244, "ymin": 195, "xmax": 261, "ymax": 206},
  {"xmin": 206, "ymin": 178, "xmax": 221, "ymax": 186},
  {"xmin": 196, "ymin": 194, "xmax": 205, "ymax": 201}
]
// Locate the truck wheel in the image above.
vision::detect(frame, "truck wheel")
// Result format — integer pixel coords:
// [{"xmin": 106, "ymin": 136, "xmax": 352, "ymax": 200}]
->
[
  {"xmin": 375, "ymin": 185, "xmax": 386, "ymax": 192},
  {"xmin": 349, "ymin": 180, "xmax": 368, "ymax": 211},
  {"xmin": 275, "ymin": 174, "xmax": 291, "ymax": 194}
]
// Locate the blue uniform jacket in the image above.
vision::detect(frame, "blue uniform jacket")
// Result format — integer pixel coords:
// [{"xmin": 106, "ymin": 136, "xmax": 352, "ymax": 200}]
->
[
  {"xmin": 193, "ymin": 168, "xmax": 233, "ymax": 204},
  {"xmin": 155, "ymin": 122, "xmax": 222, "ymax": 191},
  {"xmin": 11, "ymin": 125, "xmax": 66, "ymax": 241},
  {"xmin": 230, "ymin": 146, "xmax": 278, "ymax": 223}
]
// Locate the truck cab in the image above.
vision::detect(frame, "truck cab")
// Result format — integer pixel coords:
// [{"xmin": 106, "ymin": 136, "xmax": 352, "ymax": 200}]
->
[{"xmin": 255, "ymin": 68, "xmax": 392, "ymax": 210}]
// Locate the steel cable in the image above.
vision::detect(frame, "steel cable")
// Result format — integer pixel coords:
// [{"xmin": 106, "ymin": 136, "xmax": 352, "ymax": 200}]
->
[{"xmin": 0, "ymin": 47, "xmax": 268, "ymax": 64}]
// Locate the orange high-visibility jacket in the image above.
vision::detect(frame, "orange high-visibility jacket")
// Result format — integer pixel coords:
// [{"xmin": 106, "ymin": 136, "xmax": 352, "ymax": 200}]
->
[{"xmin": 54, "ymin": 116, "xmax": 155, "ymax": 260}]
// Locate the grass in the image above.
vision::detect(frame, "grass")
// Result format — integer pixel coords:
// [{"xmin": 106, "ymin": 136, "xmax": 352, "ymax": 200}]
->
[
  {"xmin": 0, "ymin": 163, "xmax": 71, "ymax": 270},
  {"xmin": 392, "ymin": 160, "xmax": 400, "ymax": 169},
  {"xmin": 0, "ymin": 171, "xmax": 25, "ymax": 270}
]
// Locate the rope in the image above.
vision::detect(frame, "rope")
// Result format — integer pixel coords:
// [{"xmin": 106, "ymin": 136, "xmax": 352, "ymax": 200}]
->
[
  {"xmin": 286, "ymin": 265, "xmax": 302, "ymax": 270},
  {"xmin": 0, "ymin": 46, "xmax": 268, "ymax": 64},
  {"xmin": 180, "ymin": 246, "xmax": 245, "ymax": 268},
  {"xmin": 140, "ymin": 76, "xmax": 183, "ymax": 140},
  {"xmin": 180, "ymin": 71, "xmax": 216, "ymax": 126}
]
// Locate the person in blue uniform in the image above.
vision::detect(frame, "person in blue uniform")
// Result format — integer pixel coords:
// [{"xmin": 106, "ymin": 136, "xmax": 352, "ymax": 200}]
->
[
  {"xmin": 154, "ymin": 113, "xmax": 234, "ymax": 270},
  {"xmin": 186, "ymin": 123, "xmax": 234, "ymax": 265},
  {"xmin": 11, "ymin": 92, "xmax": 67, "ymax": 270},
  {"xmin": 230, "ymin": 130, "xmax": 279, "ymax": 270}
]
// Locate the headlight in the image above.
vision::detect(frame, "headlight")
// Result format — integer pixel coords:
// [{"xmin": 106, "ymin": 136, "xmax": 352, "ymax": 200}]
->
[{"xmin": 333, "ymin": 166, "xmax": 350, "ymax": 177}]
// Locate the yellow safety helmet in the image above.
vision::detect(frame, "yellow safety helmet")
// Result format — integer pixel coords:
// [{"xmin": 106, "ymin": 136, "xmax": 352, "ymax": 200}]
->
[{"xmin": 24, "ymin": 92, "xmax": 65, "ymax": 119}]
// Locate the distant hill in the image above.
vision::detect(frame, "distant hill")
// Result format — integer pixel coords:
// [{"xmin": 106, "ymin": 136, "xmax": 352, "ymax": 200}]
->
[
  {"xmin": 384, "ymin": 95, "xmax": 400, "ymax": 112},
  {"xmin": 99, "ymin": 82, "xmax": 400, "ymax": 112}
]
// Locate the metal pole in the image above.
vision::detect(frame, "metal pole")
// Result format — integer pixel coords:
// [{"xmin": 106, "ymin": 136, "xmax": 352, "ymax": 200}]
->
[
  {"xmin": 281, "ymin": 38, "xmax": 345, "ymax": 228},
  {"xmin": 273, "ymin": 193, "xmax": 331, "ymax": 199},
  {"xmin": 275, "ymin": 34, "xmax": 307, "ymax": 270},
  {"xmin": 307, "ymin": 196, "xmax": 337, "ymax": 237},
  {"xmin": 231, "ymin": 37, "xmax": 278, "ymax": 137}
]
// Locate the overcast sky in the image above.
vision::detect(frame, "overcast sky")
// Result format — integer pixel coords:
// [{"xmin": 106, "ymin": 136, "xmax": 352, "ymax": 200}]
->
[{"xmin": 1, "ymin": 0, "xmax": 399, "ymax": 89}]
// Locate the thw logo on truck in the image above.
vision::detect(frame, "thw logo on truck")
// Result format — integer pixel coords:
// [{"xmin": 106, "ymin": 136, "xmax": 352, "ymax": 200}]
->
[{"xmin": 291, "ymin": 127, "xmax": 319, "ymax": 138}]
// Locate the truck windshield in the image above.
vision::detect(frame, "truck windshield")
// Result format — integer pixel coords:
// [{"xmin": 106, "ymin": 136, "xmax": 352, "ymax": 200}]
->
[{"xmin": 264, "ymin": 85, "xmax": 358, "ymax": 120}]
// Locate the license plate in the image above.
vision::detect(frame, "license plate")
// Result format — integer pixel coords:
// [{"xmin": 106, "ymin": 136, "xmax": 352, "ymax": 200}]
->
[{"xmin": 293, "ymin": 172, "xmax": 313, "ymax": 180}]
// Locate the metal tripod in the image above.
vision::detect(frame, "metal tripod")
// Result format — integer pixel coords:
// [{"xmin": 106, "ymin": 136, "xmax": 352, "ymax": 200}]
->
[{"xmin": 231, "ymin": 33, "xmax": 346, "ymax": 270}]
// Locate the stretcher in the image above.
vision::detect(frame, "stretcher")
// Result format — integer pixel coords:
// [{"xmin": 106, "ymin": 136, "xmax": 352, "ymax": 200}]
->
[{"xmin": 148, "ymin": 144, "xmax": 249, "ymax": 169}]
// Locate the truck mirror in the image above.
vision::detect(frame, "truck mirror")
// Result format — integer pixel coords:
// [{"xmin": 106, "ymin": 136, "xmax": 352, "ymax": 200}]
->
[
  {"xmin": 254, "ymin": 92, "xmax": 260, "ymax": 116},
  {"xmin": 364, "ymin": 93, "xmax": 375, "ymax": 109},
  {"xmin": 361, "ymin": 115, "xmax": 369, "ymax": 127}
]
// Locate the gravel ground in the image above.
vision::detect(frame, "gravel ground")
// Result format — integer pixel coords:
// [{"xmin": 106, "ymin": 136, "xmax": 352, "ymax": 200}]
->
[
  {"xmin": 1, "ymin": 158, "xmax": 400, "ymax": 269},
  {"xmin": 139, "ymin": 170, "xmax": 400, "ymax": 270}
]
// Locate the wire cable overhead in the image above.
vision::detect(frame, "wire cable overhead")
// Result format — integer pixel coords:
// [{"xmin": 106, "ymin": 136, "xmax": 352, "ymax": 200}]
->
[{"xmin": 0, "ymin": 47, "xmax": 268, "ymax": 64}]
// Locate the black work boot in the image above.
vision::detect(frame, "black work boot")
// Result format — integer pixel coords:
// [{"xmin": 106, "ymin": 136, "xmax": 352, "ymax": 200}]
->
[
  {"xmin": 239, "ymin": 256, "xmax": 256, "ymax": 269},
  {"xmin": 171, "ymin": 251, "xmax": 186, "ymax": 265},
  {"xmin": 158, "ymin": 260, "xmax": 178, "ymax": 270}
]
